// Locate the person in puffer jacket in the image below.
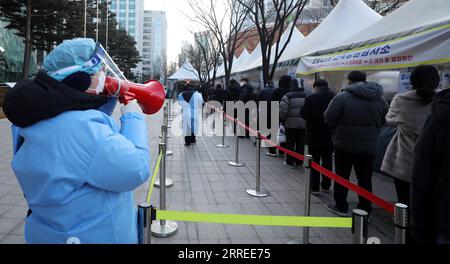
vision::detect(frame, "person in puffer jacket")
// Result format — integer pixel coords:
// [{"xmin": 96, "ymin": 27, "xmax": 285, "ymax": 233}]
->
[
  {"xmin": 280, "ymin": 78, "xmax": 307, "ymax": 168},
  {"xmin": 324, "ymin": 71, "xmax": 388, "ymax": 216}
]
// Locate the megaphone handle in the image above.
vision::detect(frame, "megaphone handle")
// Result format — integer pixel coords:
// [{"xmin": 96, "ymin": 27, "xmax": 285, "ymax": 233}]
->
[{"xmin": 120, "ymin": 91, "xmax": 136, "ymax": 105}]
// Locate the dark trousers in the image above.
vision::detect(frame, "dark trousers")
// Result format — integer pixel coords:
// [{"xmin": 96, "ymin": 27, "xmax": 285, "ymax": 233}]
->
[
  {"xmin": 394, "ymin": 178, "xmax": 410, "ymax": 206},
  {"xmin": 285, "ymin": 128, "xmax": 305, "ymax": 166},
  {"xmin": 310, "ymin": 148, "xmax": 333, "ymax": 192},
  {"xmin": 334, "ymin": 149, "xmax": 374, "ymax": 213},
  {"xmin": 185, "ymin": 133, "xmax": 196, "ymax": 145}
]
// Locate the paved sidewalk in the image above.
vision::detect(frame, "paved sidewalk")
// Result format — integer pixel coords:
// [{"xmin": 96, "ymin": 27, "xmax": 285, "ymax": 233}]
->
[{"xmin": 0, "ymin": 103, "xmax": 397, "ymax": 244}]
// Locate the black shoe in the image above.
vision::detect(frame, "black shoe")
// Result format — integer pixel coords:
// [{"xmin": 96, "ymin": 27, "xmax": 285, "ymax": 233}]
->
[
  {"xmin": 321, "ymin": 187, "xmax": 331, "ymax": 193},
  {"xmin": 326, "ymin": 204, "xmax": 348, "ymax": 217}
]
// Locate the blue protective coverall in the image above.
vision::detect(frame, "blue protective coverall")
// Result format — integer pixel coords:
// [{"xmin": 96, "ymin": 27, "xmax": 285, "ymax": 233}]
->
[
  {"xmin": 178, "ymin": 91, "xmax": 204, "ymax": 137},
  {"xmin": 11, "ymin": 110, "xmax": 150, "ymax": 244}
]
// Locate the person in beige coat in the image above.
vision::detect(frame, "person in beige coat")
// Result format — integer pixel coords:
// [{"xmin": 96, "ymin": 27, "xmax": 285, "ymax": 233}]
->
[{"xmin": 381, "ymin": 65, "xmax": 440, "ymax": 206}]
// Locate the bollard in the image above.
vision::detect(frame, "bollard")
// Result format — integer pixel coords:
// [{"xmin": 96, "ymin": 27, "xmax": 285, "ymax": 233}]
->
[
  {"xmin": 302, "ymin": 155, "xmax": 313, "ymax": 244},
  {"xmin": 138, "ymin": 202, "xmax": 152, "ymax": 244},
  {"xmin": 247, "ymin": 131, "xmax": 269, "ymax": 197},
  {"xmin": 151, "ymin": 142, "xmax": 178, "ymax": 237},
  {"xmin": 216, "ymin": 110, "xmax": 230, "ymax": 148},
  {"xmin": 394, "ymin": 203, "xmax": 408, "ymax": 244},
  {"xmin": 352, "ymin": 209, "xmax": 369, "ymax": 244},
  {"xmin": 228, "ymin": 119, "xmax": 245, "ymax": 167}
]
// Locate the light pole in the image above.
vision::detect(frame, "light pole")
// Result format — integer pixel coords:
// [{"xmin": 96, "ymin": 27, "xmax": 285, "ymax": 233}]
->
[
  {"xmin": 96, "ymin": 0, "xmax": 99, "ymax": 42},
  {"xmin": 105, "ymin": 0, "xmax": 109, "ymax": 50},
  {"xmin": 84, "ymin": 0, "xmax": 87, "ymax": 38}
]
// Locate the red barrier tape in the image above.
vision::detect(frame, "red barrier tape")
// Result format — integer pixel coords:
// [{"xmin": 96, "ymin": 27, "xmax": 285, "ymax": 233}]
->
[{"xmin": 206, "ymin": 103, "xmax": 395, "ymax": 214}]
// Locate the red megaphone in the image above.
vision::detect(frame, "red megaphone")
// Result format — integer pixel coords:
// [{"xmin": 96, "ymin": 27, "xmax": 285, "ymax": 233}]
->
[{"xmin": 103, "ymin": 77, "xmax": 166, "ymax": 115}]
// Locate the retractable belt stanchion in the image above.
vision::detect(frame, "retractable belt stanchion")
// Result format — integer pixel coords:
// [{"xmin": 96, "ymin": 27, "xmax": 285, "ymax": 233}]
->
[
  {"xmin": 159, "ymin": 103, "xmax": 171, "ymax": 139},
  {"xmin": 394, "ymin": 203, "xmax": 408, "ymax": 244},
  {"xmin": 228, "ymin": 118, "xmax": 245, "ymax": 167},
  {"xmin": 168, "ymin": 99, "xmax": 173, "ymax": 122},
  {"xmin": 163, "ymin": 104, "xmax": 173, "ymax": 156},
  {"xmin": 154, "ymin": 115, "xmax": 174, "ymax": 187},
  {"xmin": 246, "ymin": 131, "xmax": 269, "ymax": 197},
  {"xmin": 216, "ymin": 110, "xmax": 229, "ymax": 148},
  {"xmin": 151, "ymin": 142, "xmax": 178, "ymax": 237},
  {"xmin": 352, "ymin": 209, "xmax": 368, "ymax": 244},
  {"xmin": 303, "ymin": 155, "xmax": 313, "ymax": 244},
  {"xmin": 138, "ymin": 202, "xmax": 152, "ymax": 244}
]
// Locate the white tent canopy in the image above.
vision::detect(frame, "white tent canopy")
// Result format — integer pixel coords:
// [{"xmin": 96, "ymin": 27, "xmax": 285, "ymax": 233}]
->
[
  {"xmin": 325, "ymin": 0, "xmax": 450, "ymax": 52},
  {"xmin": 280, "ymin": 0, "xmax": 382, "ymax": 62},
  {"xmin": 231, "ymin": 48, "xmax": 250, "ymax": 73},
  {"xmin": 297, "ymin": 0, "xmax": 450, "ymax": 75},
  {"xmin": 168, "ymin": 60, "xmax": 200, "ymax": 81}
]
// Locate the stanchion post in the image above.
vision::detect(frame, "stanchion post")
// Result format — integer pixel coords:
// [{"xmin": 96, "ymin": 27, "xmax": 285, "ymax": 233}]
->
[
  {"xmin": 217, "ymin": 110, "xmax": 229, "ymax": 148},
  {"xmin": 228, "ymin": 118, "xmax": 245, "ymax": 167},
  {"xmin": 247, "ymin": 131, "xmax": 269, "ymax": 197},
  {"xmin": 151, "ymin": 143, "xmax": 178, "ymax": 237},
  {"xmin": 352, "ymin": 209, "xmax": 369, "ymax": 244},
  {"xmin": 163, "ymin": 104, "xmax": 173, "ymax": 156},
  {"xmin": 155, "ymin": 125, "xmax": 173, "ymax": 187},
  {"xmin": 303, "ymin": 155, "xmax": 313, "ymax": 244},
  {"xmin": 168, "ymin": 99, "xmax": 173, "ymax": 121},
  {"xmin": 394, "ymin": 203, "xmax": 408, "ymax": 244},
  {"xmin": 138, "ymin": 202, "xmax": 151, "ymax": 244}
]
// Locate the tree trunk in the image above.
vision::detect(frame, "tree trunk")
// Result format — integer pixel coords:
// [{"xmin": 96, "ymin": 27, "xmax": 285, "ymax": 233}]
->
[{"xmin": 22, "ymin": 0, "xmax": 32, "ymax": 79}]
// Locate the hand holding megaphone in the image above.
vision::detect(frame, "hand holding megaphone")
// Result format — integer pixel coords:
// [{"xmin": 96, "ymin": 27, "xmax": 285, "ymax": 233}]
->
[{"xmin": 103, "ymin": 77, "xmax": 166, "ymax": 115}]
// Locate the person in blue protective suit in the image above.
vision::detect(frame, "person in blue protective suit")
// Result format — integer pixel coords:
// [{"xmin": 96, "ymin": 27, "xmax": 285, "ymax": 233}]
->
[
  {"xmin": 178, "ymin": 83, "xmax": 204, "ymax": 146},
  {"xmin": 1, "ymin": 38, "xmax": 150, "ymax": 244}
]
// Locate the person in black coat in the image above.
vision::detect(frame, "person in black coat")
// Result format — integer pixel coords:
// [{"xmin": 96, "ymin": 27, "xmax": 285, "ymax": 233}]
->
[
  {"xmin": 238, "ymin": 78, "xmax": 256, "ymax": 137},
  {"xmin": 214, "ymin": 84, "xmax": 226, "ymax": 106},
  {"xmin": 324, "ymin": 71, "xmax": 388, "ymax": 216},
  {"xmin": 411, "ymin": 88, "xmax": 450, "ymax": 244},
  {"xmin": 225, "ymin": 79, "xmax": 242, "ymax": 134},
  {"xmin": 268, "ymin": 75, "xmax": 292, "ymax": 157},
  {"xmin": 300, "ymin": 79, "xmax": 336, "ymax": 194},
  {"xmin": 257, "ymin": 81, "xmax": 276, "ymax": 154}
]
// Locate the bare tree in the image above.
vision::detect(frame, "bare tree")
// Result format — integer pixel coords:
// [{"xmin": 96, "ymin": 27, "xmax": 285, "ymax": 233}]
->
[
  {"xmin": 329, "ymin": 0, "xmax": 406, "ymax": 16},
  {"xmin": 193, "ymin": 30, "xmax": 222, "ymax": 86},
  {"xmin": 238, "ymin": 0, "xmax": 309, "ymax": 85},
  {"xmin": 185, "ymin": 42, "xmax": 206, "ymax": 84},
  {"xmin": 186, "ymin": 0, "xmax": 252, "ymax": 89}
]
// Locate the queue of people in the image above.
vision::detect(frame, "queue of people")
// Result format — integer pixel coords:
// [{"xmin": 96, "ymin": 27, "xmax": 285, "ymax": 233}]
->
[{"xmin": 209, "ymin": 67, "xmax": 449, "ymax": 244}]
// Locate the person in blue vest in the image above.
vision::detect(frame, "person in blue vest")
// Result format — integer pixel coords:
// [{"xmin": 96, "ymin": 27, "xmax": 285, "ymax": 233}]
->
[
  {"xmin": 178, "ymin": 82, "xmax": 204, "ymax": 146},
  {"xmin": 2, "ymin": 38, "xmax": 150, "ymax": 244}
]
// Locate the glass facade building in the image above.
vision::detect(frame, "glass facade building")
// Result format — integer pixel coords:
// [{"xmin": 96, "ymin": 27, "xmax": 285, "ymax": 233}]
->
[
  {"xmin": 142, "ymin": 10, "xmax": 167, "ymax": 81},
  {"xmin": 110, "ymin": 0, "xmax": 144, "ymax": 76}
]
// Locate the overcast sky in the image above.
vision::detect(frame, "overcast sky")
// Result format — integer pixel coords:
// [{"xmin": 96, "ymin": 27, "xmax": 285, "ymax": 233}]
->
[{"xmin": 144, "ymin": 0, "xmax": 194, "ymax": 65}]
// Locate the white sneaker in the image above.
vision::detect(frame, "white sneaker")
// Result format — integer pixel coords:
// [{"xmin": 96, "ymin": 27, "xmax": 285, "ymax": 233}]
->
[{"xmin": 266, "ymin": 152, "xmax": 277, "ymax": 157}]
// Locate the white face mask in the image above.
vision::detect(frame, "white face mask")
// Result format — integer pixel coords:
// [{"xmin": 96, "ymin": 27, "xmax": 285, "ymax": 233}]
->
[{"xmin": 87, "ymin": 71, "xmax": 106, "ymax": 94}]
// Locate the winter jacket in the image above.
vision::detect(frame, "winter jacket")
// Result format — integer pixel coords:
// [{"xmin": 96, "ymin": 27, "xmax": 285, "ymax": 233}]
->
[
  {"xmin": 381, "ymin": 90, "xmax": 432, "ymax": 183},
  {"xmin": 2, "ymin": 72, "xmax": 150, "ymax": 243},
  {"xmin": 270, "ymin": 87, "xmax": 290, "ymax": 103},
  {"xmin": 411, "ymin": 89, "xmax": 450, "ymax": 244},
  {"xmin": 239, "ymin": 83, "xmax": 256, "ymax": 103},
  {"xmin": 279, "ymin": 88, "xmax": 307, "ymax": 129},
  {"xmin": 324, "ymin": 82, "xmax": 389, "ymax": 155},
  {"xmin": 214, "ymin": 87, "xmax": 226, "ymax": 105},
  {"xmin": 300, "ymin": 87, "xmax": 336, "ymax": 151}
]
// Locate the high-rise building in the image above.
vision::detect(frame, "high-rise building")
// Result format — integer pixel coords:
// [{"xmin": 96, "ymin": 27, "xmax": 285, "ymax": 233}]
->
[
  {"xmin": 142, "ymin": 10, "xmax": 167, "ymax": 81},
  {"xmin": 110, "ymin": 0, "xmax": 144, "ymax": 77}
]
